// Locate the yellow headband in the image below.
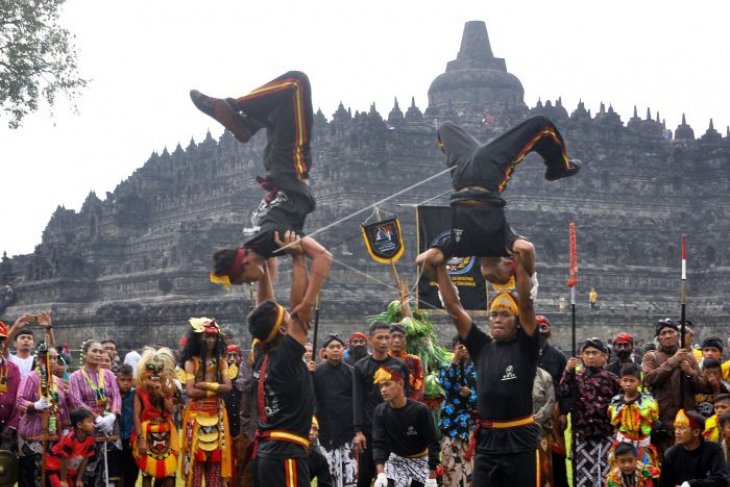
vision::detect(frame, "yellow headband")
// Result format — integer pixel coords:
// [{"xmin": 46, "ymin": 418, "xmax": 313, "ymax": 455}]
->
[
  {"xmin": 373, "ymin": 366, "xmax": 403, "ymax": 384},
  {"xmin": 490, "ymin": 291, "xmax": 519, "ymax": 315},
  {"xmin": 209, "ymin": 272, "xmax": 232, "ymax": 289},
  {"xmin": 263, "ymin": 305, "xmax": 286, "ymax": 344}
]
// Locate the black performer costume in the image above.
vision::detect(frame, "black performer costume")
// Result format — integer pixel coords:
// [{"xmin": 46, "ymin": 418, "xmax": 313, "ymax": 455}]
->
[
  {"xmin": 191, "ymin": 71, "xmax": 315, "ymax": 258},
  {"xmin": 372, "ymin": 398, "xmax": 440, "ymax": 476},
  {"xmin": 251, "ymin": 335, "xmax": 314, "ymax": 487},
  {"xmin": 352, "ymin": 356, "xmax": 411, "ymax": 487},
  {"xmin": 463, "ymin": 323, "xmax": 541, "ymax": 486},
  {"xmin": 432, "ymin": 115, "xmax": 580, "ymax": 257}
]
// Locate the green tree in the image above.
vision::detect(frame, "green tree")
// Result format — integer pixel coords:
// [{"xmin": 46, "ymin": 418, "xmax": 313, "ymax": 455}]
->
[{"xmin": 1, "ymin": 0, "xmax": 87, "ymax": 128}]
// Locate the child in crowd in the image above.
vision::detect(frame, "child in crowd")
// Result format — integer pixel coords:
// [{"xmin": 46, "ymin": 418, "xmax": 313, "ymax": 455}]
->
[
  {"xmin": 117, "ymin": 364, "xmax": 140, "ymax": 487},
  {"xmin": 604, "ymin": 442, "xmax": 659, "ymax": 487},
  {"xmin": 704, "ymin": 393, "xmax": 730, "ymax": 442},
  {"xmin": 45, "ymin": 407, "xmax": 96, "ymax": 487},
  {"xmin": 607, "ymin": 364, "xmax": 661, "ymax": 469},
  {"xmin": 719, "ymin": 412, "xmax": 730, "ymax": 464}
]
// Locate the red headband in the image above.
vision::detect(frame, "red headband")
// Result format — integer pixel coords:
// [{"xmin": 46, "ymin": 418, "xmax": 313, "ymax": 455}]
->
[
  {"xmin": 228, "ymin": 247, "xmax": 246, "ymax": 279},
  {"xmin": 350, "ymin": 332, "xmax": 367, "ymax": 343},
  {"xmin": 614, "ymin": 333, "xmax": 633, "ymax": 345}
]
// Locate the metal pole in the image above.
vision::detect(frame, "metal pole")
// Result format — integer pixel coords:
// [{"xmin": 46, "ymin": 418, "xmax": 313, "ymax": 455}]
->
[
  {"xmin": 679, "ymin": 234, "xmax": 687, "ymax": 408},
  {"xmin": 311, "ymin": 293, "xmax": 321, "ymax": 360},
  {"xmin": 571, "ymin": 287, "xmax": 576, "ymax": 357}
]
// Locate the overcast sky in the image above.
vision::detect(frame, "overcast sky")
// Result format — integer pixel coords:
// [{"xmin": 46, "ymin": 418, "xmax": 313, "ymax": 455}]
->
[{"xmin": 2, "ymin": 0, "xmax": 729, "ymax": 257}]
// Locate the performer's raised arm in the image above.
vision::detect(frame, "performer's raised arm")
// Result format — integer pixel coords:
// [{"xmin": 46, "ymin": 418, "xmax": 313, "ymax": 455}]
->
[
  {"xmin": 291, "ymin": 236, "xmax": 331, "ymax": 326},
  {"xmin": 434, "ymin": 260, "xmax": 472, "ymax": 340},
  {"xmin": 513, "ymin": 258, "xmax": 537, "ymax": 336}
]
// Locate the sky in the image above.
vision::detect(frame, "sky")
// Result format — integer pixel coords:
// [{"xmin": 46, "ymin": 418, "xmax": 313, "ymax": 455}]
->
[{"xmin": 2, "ymin": 0, "xmax": 729, "ymax": 257}]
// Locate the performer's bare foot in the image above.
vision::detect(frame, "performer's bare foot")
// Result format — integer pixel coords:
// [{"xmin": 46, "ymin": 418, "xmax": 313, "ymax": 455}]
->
[
  {"xmin": 545, "ymin": 158, "xmax": 582, "ymax": 181},
  {"xmin": 190, "ymin": 89, "xmax": 253, "ymax": 143}
]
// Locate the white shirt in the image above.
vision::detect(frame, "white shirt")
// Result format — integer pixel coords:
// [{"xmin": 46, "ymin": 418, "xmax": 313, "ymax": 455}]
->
[{"xmin": 9, "ymin": 354, "xmax": 34, "ymax": 378}]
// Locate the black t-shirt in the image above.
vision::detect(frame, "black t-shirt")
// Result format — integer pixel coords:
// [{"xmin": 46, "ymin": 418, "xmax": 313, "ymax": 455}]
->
[
  {"xmin": 352, "ymin": 355, "xmax": 410, "ymax": 434},
  {"xmin": 659, "ymin": 440, "xmax": 728, "ymax": 487},
  {"xmin": 256, "ymin": 335, "xmax": 314, "ymax": 458},
  {"xmin": 372, "ymin": 399, "xmax": 440, "ymax": 470},
  {"xmin": 463, "ymin": 322, "xmax": 540, "ymax": 453},
  {"xmin": 313, "ymin": 361, "xmax": 355, "ymax": 449}
]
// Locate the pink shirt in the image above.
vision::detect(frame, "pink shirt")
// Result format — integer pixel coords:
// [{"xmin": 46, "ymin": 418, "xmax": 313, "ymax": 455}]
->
[
  {"xmin": 69, "ymin": 367, "xmax": 121, "ymax": 416},
  {"xmin": 0, "ymin": 359, "xmax": 20, "ymax": 429},
  {"xmin": 17, "ymin": 372, "xmax": 70, "ymax": 438}
]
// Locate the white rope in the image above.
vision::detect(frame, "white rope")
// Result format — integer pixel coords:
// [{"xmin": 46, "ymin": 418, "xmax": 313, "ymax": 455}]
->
[{"xmin": 276, "ymin": 166, "xmax": 453, "ymax": 253}]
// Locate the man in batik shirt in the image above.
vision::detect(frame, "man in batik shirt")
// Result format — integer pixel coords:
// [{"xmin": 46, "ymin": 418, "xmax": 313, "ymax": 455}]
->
[
  {"xmin": 559, "ymin": 338, "xmax": 620, "ymax": 487},
  {"xmin": 438, "ymin": 336, "xmax": 477, "ymax": 487}
]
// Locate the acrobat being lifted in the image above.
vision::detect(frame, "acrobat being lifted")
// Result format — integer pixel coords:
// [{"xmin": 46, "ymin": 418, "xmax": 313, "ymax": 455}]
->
[
  {"xmin": 190, "ymin": 71, "xmax": 331, "ymax": 326},
  {"xmin": 417, "ymin": 115, "xmax": 581, "ymax": 296}
]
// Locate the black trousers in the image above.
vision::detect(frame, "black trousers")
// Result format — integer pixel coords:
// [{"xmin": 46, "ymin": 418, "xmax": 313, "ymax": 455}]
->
[
  {"xmin": 251, "ymin": 454, "xmax": 310, "ymax": 487},
  {"xmin": 473, "ymin": 450, "xmax": 536, "ymax": 487},
  {"xmin": 441, "ymin": 115, "xmax": 573, "ymax": 193},
  {"xmin": 234, "ymin": 71, "xmax": 314, "ymax": 182},
  {"xmin": 356, "ymin": 432, "xmax": 376, "ymax": 487},
  {"xmin": 120, "ymin": 439, "xmax": 139, "ymax": 487}
]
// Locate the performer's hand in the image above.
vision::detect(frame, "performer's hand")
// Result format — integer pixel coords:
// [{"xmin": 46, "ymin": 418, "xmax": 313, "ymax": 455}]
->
[
  {"xmin": 138, "ymin": 436, "xmax": 147, "ymax": 455},
  {"xmin": 353, "ymin": 431, "xmax": 367, "ymax": 452},
  {"xmin": 75, "ymin": 480, "xmax": 84, "ymax": 487},
  {"xmin": 59, "ymin": 481, "xmax": 69, "ymax": 487},
  {"xmin": 307, "ymin": 360, "xmax": 316, "ymax": 373},
  {"xmin": 275, "ymin": 230, "xmax": 304, "ymax": 255},
  {"xmin": 565, "ymin": 357, "xmax": 580, "ymax": 373},
  {"xmin": 459, "ymin": 386, "xmax": 471, "ymax": 398}
]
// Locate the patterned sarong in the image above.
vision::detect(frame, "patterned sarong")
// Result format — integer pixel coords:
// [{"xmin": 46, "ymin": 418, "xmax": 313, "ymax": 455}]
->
[
  {"xmin": 384, "ymin": 452, "xmax": 428, "ymax": 487},
  {"xmin": 574, "ymin": 436, "xmax": 613, "ymax": 487},
  {"xmin": 321, "ymin": 442, "xmax": 357, "ymax": 487}
]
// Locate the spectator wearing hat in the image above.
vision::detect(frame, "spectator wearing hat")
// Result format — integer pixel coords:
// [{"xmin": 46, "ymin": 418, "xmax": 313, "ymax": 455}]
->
[
  {"xmin": 535, "ymin": 315, "xmax": 571, "ymax": 487},
  {"xmin": 313, "ymin": 333, "xmax": 356, "ymax": 487},
  {"xmin": 695, "ymin": 359, "xmax": 730, "ymax": 418},
  {"xmin": 607, "ymin": 332, "xmax": 640, "ymax": 377},
  {"xmin": 700, "ymin": 337, "xmax": 730, "ymax": 383},
  {"xmin": 388, "ymin": 324, "xmax": 425, "ymax": 401},
  {"xmin": 559, "ymin": 337, "xmax": 620, "ymax": 487},
  {"xmin": 659, "ymin": 409, "xmax": 729, "ymax": 487},
  {"xmin": 344, "ymin": 332, "xmax": 370, "ymax": 366},
  {"xmin": 642, "ymin": 318, "xmax": 706, "ymax": 445}
]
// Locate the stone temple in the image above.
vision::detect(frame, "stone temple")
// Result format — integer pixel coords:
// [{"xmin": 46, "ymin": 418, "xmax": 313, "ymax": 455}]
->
[{"xmin": 2, "ymin": 21, "xmax": 729, "ymax": 352}]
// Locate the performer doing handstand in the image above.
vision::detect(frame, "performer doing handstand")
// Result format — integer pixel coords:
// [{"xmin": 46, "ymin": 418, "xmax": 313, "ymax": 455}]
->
[
  {"xmin": 418, "ymin": 115, "xmax": 580, "ymax": 288},
  {"xmin": 191, "ymin": 72, "xmax": 330, "ymax": 324}
]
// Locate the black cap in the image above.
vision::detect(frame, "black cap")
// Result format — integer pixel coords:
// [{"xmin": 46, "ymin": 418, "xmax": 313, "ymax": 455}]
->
[
  {"xmin": 655, "ymin": 318, "xmax": 679, "ymax": 336},
  {"xmin": 582, "ymin": 337, "xmax": 609, "ymax": 354}
]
